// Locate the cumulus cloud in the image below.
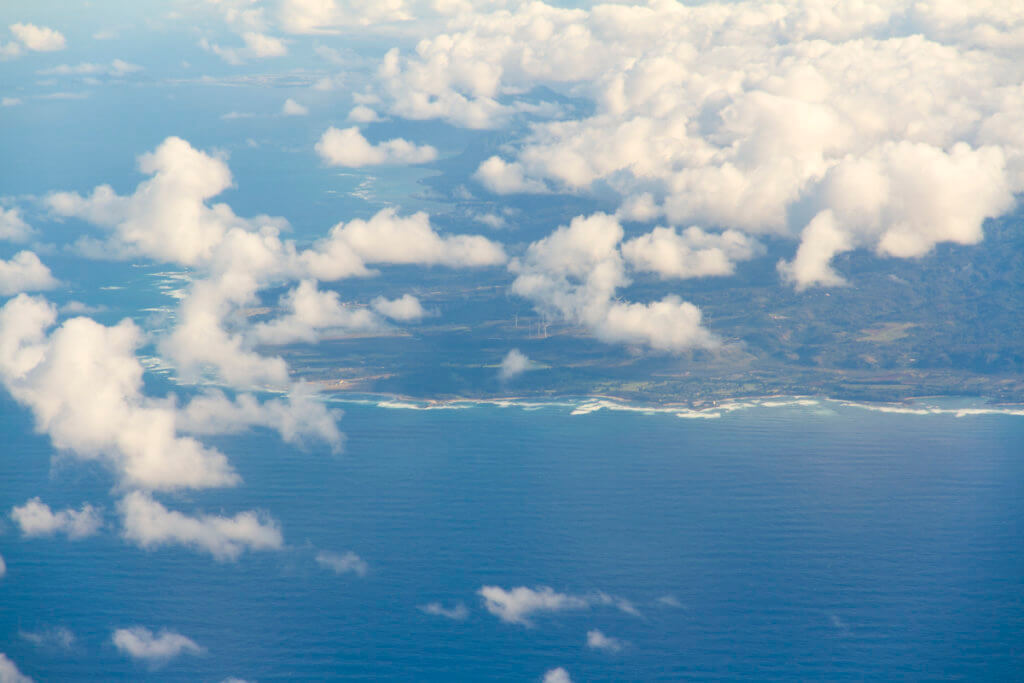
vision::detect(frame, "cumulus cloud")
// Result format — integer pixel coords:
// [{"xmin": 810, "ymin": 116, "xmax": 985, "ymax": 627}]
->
[
  {"xmin": 119, "ymin": 491, "xmax": 282, "ymax": 561},
  {"xmin": 586, "ymin": 629, "xmax": 624, "ymax": 652},
  {"xmin": 11, "ymin": 498, "xmax": 103, "ymax": 539},
  {"xmin": 371, "ymin": 294, "xmax": 427, "ymax": 321},
  {"xmin": 111, "ymin": 627, "xmax": 202, "ymax": 663},
  {"xmin": 308, "ymin": 208, "xmax": 505, "ymax": 274},
  {"xmin": 9, "ymin": 23, "xmax": 65, "ymax": 52},
  {"xmin": 0, "ymin": 654, "xmax": 32, "ymax": 683},
  {"xmin": 511, "ymin": 213, "xmax": 719, "ymax": 353},
  {"xmin": 0, "ymin": 295, "xmax": 239, "ymax": 491},
  {"xmin": 248, "ymin": 280, "xmax": 386, "ymax": 346},
  {"xmin": 622, "ymin": 227, "xmax": 762, "ymax": 279},
  {"xmin": 0, "ymin": 555, "xmax": 5, "ymax": 579},
  {"xmin": 177, "ymin": 385, "xmax": 342, "ymax": 450},
  {"xmin": 47, "ymin": 137, "xmax": 503, "ymax": 390},
  {"xmin": 315, "ymin": 126, "xmax": 437, "ymax": 167},
  {"xmin": 474, "ymin": 157, "xmax": 548, "ymax": 194},
  {"xmin": 478, "ymin": 586, "xmax": 589, "ymax": 626},
  {"xmin": 0, "ymin": 208, "xmax": 32, "ymax": 242},
  {"xmin": 542, "ymin": 668, "xmax": 572, "ymax": 683},
  {"xmin": 316, "ymin": 550, "xmax": 368, "ymax": 576},
  {"xmin": 499, "ymin": 349, "xmax": 532, "ymax": 380},
  {"xmin": 360, "ymin": 0, "xmax": 1024, "ymax": 287},
  {"xmin": 348, "ymin": 105, "xmax": 381, "ymax": 123},
  {"xmin": 0, "ymin": 252, "xmax": 57, "ymax": 295},
  {"xmin": 282, "ymin": 98, "xmax": 308, "ymax": 116},
  {"xmin": 420, "ymin": 601, "xmax": 469, "ymax": 620}
]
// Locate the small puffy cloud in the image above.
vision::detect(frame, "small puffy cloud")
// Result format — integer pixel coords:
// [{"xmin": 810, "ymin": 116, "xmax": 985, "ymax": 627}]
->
[
  {"xmin": 20, "ymin": 627, "xmax": 76, "ymax": 651},
  {"xmin": 420, "ymin": 601, "xmax": 469, "ymax": 620},
  {"xmin": 656, "ymin": 594, "xmax": 683, "ymax": 608},
  {"xmin": 282, "ymin": 98, "xmax": 308, "ymax": 116},
  {"xmin": 308, "ymin": 208, "xmax": 506, "ymax": 274},
  {"xmin": 315, "ymin": 126, "xmax": 437, "ymax": 167},
  {"xmin": 478, "ymin": 586, "xmax": 589, "ymax": 626},
  {"xmin": 371, "ymin": 294, "xmax": 427, "ymax": 321},
  {"xmin": 248, "ymin": 280, "xmax": 386, "ymax": 346},
  {"xmin": 202, "ymin": 32, "xmax": 287, "ymax": 64},
  {"xmin": 0, "ymin": 252, "xmax": 58, "ymax": 296},
  {"xmin": 0, "ymin": 295, "xmax": 239, "ymax": 491},
  {"xmin": 542, "ymin": 668, "xmax": 572, "ymax": 683},
  {"xmin": 511, "ymin": 213, "xmax": 720, "ymax": 353},
  {"xmin": 11, "ymin": 498, "xmax": 102, "ymax": 539},
  {"xmin": 111, "ymin": 627, "xmax": 202, "ymax": 663},
  {"xmin": 10, "ymin": 23, "xmax": 65, "ymax": 51},
  {"xmin": 474, "ymin": 157, "xmax": 547, "ymax": 194},
  {"xmin": 0, "ymin": 554, "xmax": 5, "ymax": 579},
  {"xmin": 348, "ymin": 105, "xmax": 381, "ymax": 123},
  {"xmin": 622, "ymin": 227, "xmax": 762, "ymax": 279},
  {"xmin": 0, "ymin": 653, "xmax": 32, "ymax": 683},
  {"xmin": 119, "ymin": 491, "xmax": 283, "ymax": 561},
  {"xmin": 586, "ymin": 629, "xmax": 624, "ymax": 652},
  {"xmin": 0, "ymin": 208, "xmax": 32, "ymax": 242},
  {"xmin": 1, "ymin": 97, "xmax": 21, "ymax": 107},
  {"xmin": 177, "ymin": 386, "xmax": 342, "ymax": 450},
  {"xmin": 316, "ymin": 550, "xmax": 368, "ymax": 576},
  {"xmin": 499, "ymin": 349, "xmax": 532, "ymax": 380}
]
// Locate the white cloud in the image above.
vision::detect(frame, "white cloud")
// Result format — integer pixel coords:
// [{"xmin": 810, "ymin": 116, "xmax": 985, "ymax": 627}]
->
[
  {"xmin": 39, "ymin": 60, "xmax": 141, "ymax": 76},
  {"xmin": 474, "ymin": 157, "xmax": 547, "ymax": 194},
  {"xmin": 478, "ymin": 586, "xmax": 589, "ymax": 626},
  {"xmin": 315, "ymin": 126, "xmax": 437, "ymax": 167},
  {"xmin": 0, "ymin": 97, "xmax": 21, "ymax": 107},
  {"xmin": 371, "ymin": 294, "xmax": 427, "ymax": 321},
  {"xmin": 0, "ymin": 654, "xmax": 32, "ymax": 683},
  {"xmin": 420, "ymin": 601, "xmax": 469, "ymax": 620},
  {"xmin": 0, "ymin": 295, "xmax": 239, "ymax": 491},
  {"xmin": 11, "ymin": 498, "xmax": 102, "ymax": 539},
  {"xmin": 309, "ymin": 208, "xmax": 506, "ymax": 272},
  {"xmin": 111, "ymin": 627, "xmax": 202, "ymax": 663},
  {"xmin": 542, "ymin": 668, "xmax": 572, "ymax": 683},
  {"xmin": 586, "ymin": 629, "xmax": 624, "ymax": 652},
  {"xmin": 0, "ymin": 208, "xmax": 32, "ymax": 242},
  {"xmin": 0, "ymin": 251, "xmax": 58, "ymax": 296},
  {"xmin": 20, "ymin": 626, "xmax": 76, "ymax": 651},
  {"xmin": 362, "ymin": 0, "xmax": 1024, "ymax": 287},
  {"xmin": 119, "ymin": 491, "xmax": 283, "ymax": 561},
  {"xmin": 0, "ymin": 555, "xmax": 5, "ymax": 579},
  {"xmin": 249, "ymin": 280, "xmax": 386, "ymax": 346},
  {"xmin": 201, "ymin": 32, "xmax": 287, "ymax": 64},
  {"xmin": 622, "ymin": 227, "xmax": 762, "ymax": 279},
  {"xmin": 278, "ymin": 0, "xmax": 414, "ymax": 34},
  {"xmin": 316, "ymin": 550, "xmax": 368, "ymax": 576},
  {"xmin": 177, "ymin": 385, "xmax": 342, "ymax": 450},
  {"xmin": 347, "ymin": 105, "xmax": 380, "ymax": 123},
  {"xmin": 499, "ymin": 349, "xmax": 531, "ymax": 380},
  {"xmin": 282, "ymin": 98, "xmax": 308, "ymax": 116},
  {"xmin": 510, "ymin": 213, "xmax": 720, "ymax": 353},
  {"xmin": 10, "ymin": 23, "xmax": 65, "ymax": 51},
  {"xmin": 47, "ymin": 137, "xmax": 502, "ymax": 390},
  {"xmin": 47, "ymin": 136, "xmax": 246, "ymax": 266}
]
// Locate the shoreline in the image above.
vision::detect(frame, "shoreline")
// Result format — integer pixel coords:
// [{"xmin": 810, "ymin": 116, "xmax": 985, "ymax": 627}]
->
[{"xmin": 320, "ymin": 389, "xmax": 1024, "ymax": 419}]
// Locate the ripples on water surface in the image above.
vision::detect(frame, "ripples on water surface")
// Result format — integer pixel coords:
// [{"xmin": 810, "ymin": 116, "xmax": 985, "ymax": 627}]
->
[{"xmin": 1, "ymin": 395, "xmax": 1022, "ymax": 680}]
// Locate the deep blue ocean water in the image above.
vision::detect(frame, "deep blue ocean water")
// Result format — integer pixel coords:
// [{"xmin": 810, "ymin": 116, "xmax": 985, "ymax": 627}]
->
[{"xmin": 1, "ymin": 395, "xmax": 1023, "ymax": 681}]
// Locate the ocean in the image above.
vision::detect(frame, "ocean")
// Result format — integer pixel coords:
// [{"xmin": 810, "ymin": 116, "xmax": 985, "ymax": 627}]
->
[{"xmin": 2, "ymin": 395, "xmax": 1022, "ymax": 680}]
